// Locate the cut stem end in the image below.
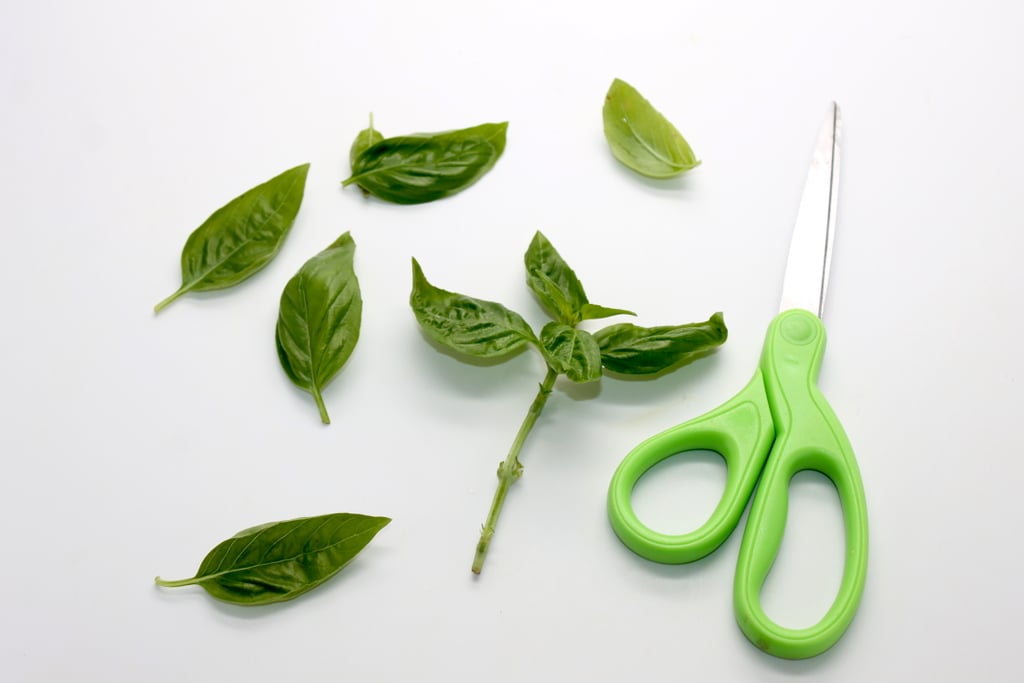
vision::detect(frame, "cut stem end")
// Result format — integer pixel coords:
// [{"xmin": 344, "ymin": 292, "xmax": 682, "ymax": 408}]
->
[
  {"xmin": 154, "ymin": 287, "xmax": 186, "ymax": 313},
  {"xmin": 469, "ymin": 367, "xmax": 557, "ymax": 576},
  {"xmin": 313, "ymin": 389, "xmax": 331, "ymax": 424},
  {"xmin": 154, "ymin": 575, "xmax": 197, "ymax": 588}
]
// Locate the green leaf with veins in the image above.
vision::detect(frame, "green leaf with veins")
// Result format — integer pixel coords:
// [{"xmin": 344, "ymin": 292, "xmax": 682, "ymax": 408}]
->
[
  {"xmin": 603, "ymin": 78, "xmax": 700, "ymax": 178},
  {"xmin": 275, "ymin": 232, "xmax": 362, "ymax": 424},
  {"xmin": 155, "ymin": 513, "xmax": 390, "ymax": 606},
  {"xmin": 344, "ymin": 121, "xmax": 507, "ymax": 204},
  {"xmin": 410, "ymin": 258, "xmax": 536, "ymax": 359},
  {"xmin": 155, "ymin": 164, "xmax": 310, "ymax": 312},
  {"xmin": 594, "ymin": 312, "xmax": 728, "ymax": 375},
  {"xmin": 525, "ymin": 231, "xmax": 634, "ymax": 325},
  {"xmin": 539, "ymin": 322, "xmax": 602, "ymax": 383}
]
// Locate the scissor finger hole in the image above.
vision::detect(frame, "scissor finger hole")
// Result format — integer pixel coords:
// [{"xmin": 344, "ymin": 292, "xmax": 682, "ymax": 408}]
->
[
  {"xmin": 630, "ymin": 450, "xmax": 726, "ymax": 535},
  {"xmin": 760, "ymin": 470, "xmax": 846, "ymax": 630}
]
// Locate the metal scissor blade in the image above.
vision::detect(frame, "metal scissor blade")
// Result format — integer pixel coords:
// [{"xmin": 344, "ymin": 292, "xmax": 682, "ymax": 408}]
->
[{"xmin": 779, "ymin": 102, "xmax": 841, "ymax": 318}]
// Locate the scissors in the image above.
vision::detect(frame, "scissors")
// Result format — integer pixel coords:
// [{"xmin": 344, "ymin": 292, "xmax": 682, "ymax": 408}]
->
[{"xmin": 607, "ymin": 103, "xmax": 867, "ymax": 660}]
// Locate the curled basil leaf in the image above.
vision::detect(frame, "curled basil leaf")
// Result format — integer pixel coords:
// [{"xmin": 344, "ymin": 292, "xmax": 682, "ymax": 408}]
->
[
  {"xmin": 343, "ymin": 122, "xmax": 508, "ymax": 204},
  {"xmin": 155, "ymin": 163, "xmax": 310, "ymax": 312},
  {"xmin": 155, "ymin": 513, "xmax": 390, "ymax": 606},
  {"xmin": 594, "ymin": 312, "xmax": 727, "ymax": 375},
  {"xmin": 539, "ymin": 322, "xmax": 602, "ymax": 383},
  {"xmin": 602, "ymin": 78, "xmax": 699, "ymax": 179},
  {"xmin": 525, "ymin": 231, "xmax": 634, "ymax": 325},
  {"xmin": 410, "ymin": 258, "xmax": 536, "ymax": 359},
  {"xmin": 349, "ymin": 114, "xmax": 384, "ymax": 169},
  {"xmin": 275, "ymin": 232, "xmax": 362, "ymax": 424}
]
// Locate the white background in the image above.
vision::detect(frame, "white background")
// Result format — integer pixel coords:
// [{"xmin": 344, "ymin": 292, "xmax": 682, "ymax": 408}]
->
[{"xmin": 2, "ymin": 1, "xmax": 1022, "ymax": 681}]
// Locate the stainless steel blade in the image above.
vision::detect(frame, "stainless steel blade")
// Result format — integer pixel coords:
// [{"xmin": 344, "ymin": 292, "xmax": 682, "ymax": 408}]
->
[{"xmin": 779, "ymin": 102, "xmax": 841, "ymax": 317}]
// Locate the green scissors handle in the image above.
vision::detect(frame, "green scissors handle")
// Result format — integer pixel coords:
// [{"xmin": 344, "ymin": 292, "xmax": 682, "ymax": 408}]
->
[
  {"xmin": 607, "ymin": 371, "xmax": 773, "ymax": 564},
  {"xmin": 608, "ymin": 309, "xmax": 868, "ymax": 659}
]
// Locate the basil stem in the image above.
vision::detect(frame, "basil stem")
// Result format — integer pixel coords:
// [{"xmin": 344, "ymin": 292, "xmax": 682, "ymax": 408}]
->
[{"xmin": 473, "ymin": 367, "xmax": 556, "ymax": 574}]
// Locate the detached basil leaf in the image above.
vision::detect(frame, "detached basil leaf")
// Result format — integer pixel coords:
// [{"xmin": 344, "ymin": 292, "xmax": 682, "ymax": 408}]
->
[
  {"xmin": 343, "ymin": 122, "xmax": 508, "ymax": 204},
  {"xmin": 155, "ymin": 163, "xmax": 310, "ymax": 312},
  {"xmin": 276, "ymin": 232, "xmax": 362, "ymax": 424},
  {"xmin": 594, "ymin": 312, "xmax": 727, "ymax": 375},
  {"xmin": 524, "ymin": 231, "xmax": 633, "ymax": 327},
  {"xmin": 349, "ymin": 114, "xmax": 384, "ymax": 169},
  {"xmin": 602, "ymin": 78, "xmax": 699, "ymax": 179},
  {"xmin": 410, "ymin": 258, "xmax": 536, "ymax": 359},
  {"xmin": 539, "ymin": 322, "xmax": 602, "ymax": 383},
  {"xmin": 155, "ymin": 513, "xmax": 390, "ymax": 606}
]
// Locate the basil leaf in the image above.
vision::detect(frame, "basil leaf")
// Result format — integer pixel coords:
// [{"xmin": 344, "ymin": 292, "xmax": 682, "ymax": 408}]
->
[
  {"xmin": 275, "ymin": 232, "xmax": 362, "ymax": 424},
  {"xmin": 580, "ymin": 303, "xmax": 636, "ymax": 321},
  {"xmin": 343, "ymin": 122, "xmax": 508, "ymax": 204},
  {"xmin": 155, "ymin": 513, "xmax": 390, "ymax": 606},
  {"xmin": 410, "ymin": 258, "xmax": 536, "ymax": 359},
  {"xmin": 602, "ymin": 78, "xmax": 700, "ymax": 178},
  {"xmin": 524, "ymin": 231, "xmax": 635, "ymax": 327},
  {"xmin": 539, "ymin": 322, "xmax": 602, "ymax": 383},
  {"xmin": 349, "ymin": 114, "xmax": 384, "ymax": 170},
  {"xmin": 524, "ymin": 231, "xmax": 589, "ymax": 324},
  {"xmin": 155, "ymin": 163, "xmax": 310, "ymax": 312},
  {"xmin": 594, "ymin": 312, "xmax": 728, "ymax": 375}
]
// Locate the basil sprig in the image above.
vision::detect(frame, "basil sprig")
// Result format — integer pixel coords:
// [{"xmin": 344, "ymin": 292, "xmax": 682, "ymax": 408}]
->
[
  {"xmin": 343, "ymin": 119, "xmax": 507, "ymax": 204},
  {"xmin": 276, "ymin": 232, "xmax": 362, "ymax": 424},
  {"xmin": 410, "ymin": 231, "xmax": 727, "ymax": 574},
  {"xmin": 603, "ymin": 78, "xmax": 700, "ymax": 178},
  {"xmin": 155, "ymin": 163, "xmax": 310, "ymax": 312},
  {"xmin": 156, "ymin": 513, "xmax": 390, "ymax": 606}
]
